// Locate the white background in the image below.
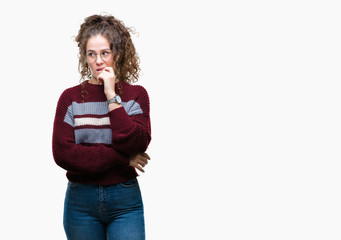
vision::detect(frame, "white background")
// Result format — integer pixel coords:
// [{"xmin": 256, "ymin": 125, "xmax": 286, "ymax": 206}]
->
[{"xmin": 0, "ymin": 0, "xmax": 340, "ymax": 239}]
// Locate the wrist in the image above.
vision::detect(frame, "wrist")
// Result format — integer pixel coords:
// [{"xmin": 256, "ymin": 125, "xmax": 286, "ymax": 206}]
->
[
  {"xmin": 105, "ymin": 90, "xmax": 116, "ymax": 100},
  {"xmin": 107, "ymin": 94, "xmax": 122, "ymax": 105}
]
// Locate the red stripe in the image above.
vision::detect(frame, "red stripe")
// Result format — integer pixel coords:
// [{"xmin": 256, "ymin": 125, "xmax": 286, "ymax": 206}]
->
[{"xmin": 74, "ymin": 114, "xmax": 109, "ymax": 119}]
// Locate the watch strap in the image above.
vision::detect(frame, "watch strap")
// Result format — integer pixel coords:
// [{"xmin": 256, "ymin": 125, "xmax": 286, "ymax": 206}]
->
[{"xmin": 107, "ymin": 95, "xmax": 121, "ymax": 105}]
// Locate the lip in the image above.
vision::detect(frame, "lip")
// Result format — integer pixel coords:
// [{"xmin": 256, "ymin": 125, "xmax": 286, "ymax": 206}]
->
[{"xmin": 96, "ymin": 67, "xmax": 106, "ymax": 72}]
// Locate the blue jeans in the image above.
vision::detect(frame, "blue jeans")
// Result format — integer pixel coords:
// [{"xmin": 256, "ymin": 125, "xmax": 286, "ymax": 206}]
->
[{"xmin": 63, "ymin": 178, "xmax": 145, "ymax": 240}]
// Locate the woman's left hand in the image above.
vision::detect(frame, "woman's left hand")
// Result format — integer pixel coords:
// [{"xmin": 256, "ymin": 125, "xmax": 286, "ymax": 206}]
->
[
  {"xmin": 97, "ymin": 67, "xmax": 117, "ymax": 99},
  {"xmin": 129, "ymin": 153, "xmax": 151, "ymax": 173}
]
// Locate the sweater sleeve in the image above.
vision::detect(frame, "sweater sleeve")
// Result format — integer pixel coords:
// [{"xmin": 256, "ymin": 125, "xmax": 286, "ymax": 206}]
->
[
  {"xmin": 52, "ymin": 90, "xmax": 129, "ymax": 174},
  {"xmin": 108, "ymin": 86, "xmax": 151, "ymax": 155}
]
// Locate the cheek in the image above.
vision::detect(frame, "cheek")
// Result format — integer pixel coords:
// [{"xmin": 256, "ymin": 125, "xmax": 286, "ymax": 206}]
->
[
  {"xmin": 109, "ymin": 60, "xmax": 115, "ymax": 69},
  {"xmin": 88, "ymin": 63, "xmax": 97, "ymax": 75},
  {"xmin": 88, "ymin": 63, "xmax": 93, "ymax": 70}
]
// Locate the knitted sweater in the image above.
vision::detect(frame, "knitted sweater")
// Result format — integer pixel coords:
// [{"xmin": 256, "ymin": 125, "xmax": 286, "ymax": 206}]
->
[{"xmin": 52, "ymin": 80, "xmax": 151, "ymax": 185}]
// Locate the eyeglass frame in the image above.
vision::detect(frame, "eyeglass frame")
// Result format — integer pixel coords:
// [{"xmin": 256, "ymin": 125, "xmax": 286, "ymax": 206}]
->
[{"xmin": 86, "ymin": 49, "xmax": 114, "ymax": 63}]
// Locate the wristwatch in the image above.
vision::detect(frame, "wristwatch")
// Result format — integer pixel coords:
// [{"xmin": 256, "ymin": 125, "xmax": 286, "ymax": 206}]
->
[{"xmin": 107, "ymin": 94, "xmax": 122, "ymax": 105}]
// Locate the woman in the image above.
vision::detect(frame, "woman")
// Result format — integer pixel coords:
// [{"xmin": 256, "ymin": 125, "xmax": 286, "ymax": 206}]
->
[{"xmin": 52, "ymin": 14, "xmax": 151, "ymax": 240}]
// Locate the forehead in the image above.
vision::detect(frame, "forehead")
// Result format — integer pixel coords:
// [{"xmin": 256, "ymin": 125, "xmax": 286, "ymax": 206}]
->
[{"xmin": 86, "ymin": 35, "xmax": 110, "ymax": 51}]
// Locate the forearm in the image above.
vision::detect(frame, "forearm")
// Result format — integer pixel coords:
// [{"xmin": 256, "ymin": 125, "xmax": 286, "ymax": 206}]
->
[
  {"xmin": 109, "ymin": 107, "xmax": 151, "ymax": 154},
  {"xmin": 104, "ymin": 81, "xmax": 151, "ymax": 155},
  {"xmin": 53, "ymin": 144, "xmax": 128, "ymax": 174},
  {"xmin": 52, "ymin": 120, "xmax": 129, "ymax": 174}
]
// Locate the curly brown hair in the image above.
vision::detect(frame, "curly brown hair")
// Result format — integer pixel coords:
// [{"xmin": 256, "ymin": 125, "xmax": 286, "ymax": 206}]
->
[{"xmin": 75, "ymin": 14, "xmax": 140, "ymax": 84}]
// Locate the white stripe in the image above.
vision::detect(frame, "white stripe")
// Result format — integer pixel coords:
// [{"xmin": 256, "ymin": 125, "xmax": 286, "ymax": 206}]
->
[{"xmin": 74, "ymin": 117, "xmax": 110, "ymax": 127}]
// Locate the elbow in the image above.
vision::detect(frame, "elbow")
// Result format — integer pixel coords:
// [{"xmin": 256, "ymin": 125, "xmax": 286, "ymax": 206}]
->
[
  {"xmin": 136, "ymin": 133, "xmax": 151, "ymax": 153},
  {"xmin": 114, "ymin": 134, "xmax": 151, "ymax": 155},
  {"xmin": 53, "ymin": 153, "xmax": 68, "ymax": 171},
  {"xmin": 52, "ymin": 147, "xmax": 71, "ymax": 172}
]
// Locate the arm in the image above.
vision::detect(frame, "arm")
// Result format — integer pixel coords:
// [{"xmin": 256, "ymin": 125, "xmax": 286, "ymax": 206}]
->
[
  {"xmin": 98, "ymin": 68, "xmax": 151, "ymax": 155},
  {"xmin": 52, "ymin": 90, "xmax": 129, "ymax": 174},
  {"xmin": 108, "ymin": 87, "xmax": 151, "ymax": 155}
]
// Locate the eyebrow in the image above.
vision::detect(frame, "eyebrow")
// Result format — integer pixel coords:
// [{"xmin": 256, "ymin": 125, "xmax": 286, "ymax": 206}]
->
[{"xmin": 86, "ymin": 48, "xmax": 111, "ymax": 53}]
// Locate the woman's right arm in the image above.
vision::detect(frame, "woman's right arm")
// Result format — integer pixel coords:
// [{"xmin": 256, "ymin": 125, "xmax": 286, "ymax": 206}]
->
[{"xmin": 52, "ymin": 90, "xmax": 129, "ymax": 174}]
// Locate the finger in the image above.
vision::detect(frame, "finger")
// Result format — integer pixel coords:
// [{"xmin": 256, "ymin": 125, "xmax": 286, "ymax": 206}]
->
[
  {"xmin": 138, "ymin": 159, "xmax": 147, "ymax": 167},
  {"xmin": 138, "ymin": 157, "xmax": 148, "ymax": 165},
  {"xmin": 97, "ymin": 72, "xmax": 105, "ymax": 81},
  {"xmin": 104, "ymin": 67, "xmax": 114, "ymax": 72},
  {"xmin": 101, "ymin": 70, "xmax": 113, "ymax": 78},
  {"xmin": 135, "ymin": 154, "xmax": 147, "ymax": 162},
  {"xmin": 104, "ymin": 67, "xmax": 115, "ymax": 77},
  {"xmin": 139, "ymin": 152, "xmax": 150, "ymax": 160},
  {"xmin": 135, "ymin": 165, "xmax": 145, "ymax": 173}
]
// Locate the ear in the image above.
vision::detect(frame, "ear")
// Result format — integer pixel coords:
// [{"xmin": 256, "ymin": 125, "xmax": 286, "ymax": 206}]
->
[{"xmin": 115, "ymin": 50, "xmax": 121, "ymax": 62}]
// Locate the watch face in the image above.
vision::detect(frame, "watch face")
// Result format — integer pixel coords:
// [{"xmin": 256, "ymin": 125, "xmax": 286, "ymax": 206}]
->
[{"xmin": 116, "ymin": 95, "xmax": 122, "ymax": 103}]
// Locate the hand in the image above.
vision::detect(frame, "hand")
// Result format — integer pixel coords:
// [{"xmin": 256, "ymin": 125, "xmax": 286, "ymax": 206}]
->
[
  {"xmin": 129, "ymin": 153, "xmax": 150, "ymax": 173},
  {"xmin": 97, "ymin": 67, "xmax": 117, "ymax": 98}
]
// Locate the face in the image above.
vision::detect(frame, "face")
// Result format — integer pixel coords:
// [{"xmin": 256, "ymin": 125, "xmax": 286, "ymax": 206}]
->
[{"xmin": 86, "ymin": 34, "xmax": 115, "ymax": 80}]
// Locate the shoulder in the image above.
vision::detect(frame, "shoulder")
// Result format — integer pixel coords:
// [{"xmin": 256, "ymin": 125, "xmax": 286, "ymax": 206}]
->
[
  {"xmin": 59, "ymin": 83, "xmax": 83, "ymax": 99},
  {"xmin": 57, "ymin": 83, "xmax": 83, "ymax": 107},
  {"xmin": 121, "ymin": 81, "xmax": 149, "ymax": 99},
  {"xmin": 121, "ymin": 81, "xmax": 150, "ymax": 112},
  {"xmin": 63, "ymin": 83, "xmax": 82, "ymax": 96},
  {"xmin": 122, "ymin": 81, "xmax": 148, "ymax": 92}
]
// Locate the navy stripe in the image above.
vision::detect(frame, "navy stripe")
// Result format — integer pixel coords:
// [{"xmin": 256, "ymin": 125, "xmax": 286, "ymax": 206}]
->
[
  {"xmin": 64, "ymin": 105, "xmax": 74, "ymax": 127},
  {"xmin": 74, "ymin": 128, "xmax": 112, "ymax": 144},
  {"xmin": 122, "ymin": 100, "xmax": 143, "ymax": 116},
  {"xmin": 72, "ymin": 102, "xmax": 109, "ymax": 115}
]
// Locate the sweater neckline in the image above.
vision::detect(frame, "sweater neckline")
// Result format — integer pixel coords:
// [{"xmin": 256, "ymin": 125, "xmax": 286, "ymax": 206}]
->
[{"xmin": 84, "ymin": 80, "xmax": 104, "ymax": 89}]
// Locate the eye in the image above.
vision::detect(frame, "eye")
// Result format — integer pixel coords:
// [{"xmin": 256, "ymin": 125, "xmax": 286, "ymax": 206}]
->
[
  {"xmin": 87, "ymin": 52, "xmax": 96, "ymax": 57},
  {"xmin": 102, "ymin": 51, "xmax": 111, "ymax": 56}
]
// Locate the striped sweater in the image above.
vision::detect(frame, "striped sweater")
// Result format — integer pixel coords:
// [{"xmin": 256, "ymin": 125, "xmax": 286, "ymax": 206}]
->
[{"xmin": 52, "ymin": 80, "xmax": 151, "ymax": 185}]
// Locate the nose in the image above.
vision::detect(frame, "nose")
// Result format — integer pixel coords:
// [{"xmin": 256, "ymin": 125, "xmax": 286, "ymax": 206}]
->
[{"xmin": 95, "ymin": 54, "xmax": 104, "ymax": 64}]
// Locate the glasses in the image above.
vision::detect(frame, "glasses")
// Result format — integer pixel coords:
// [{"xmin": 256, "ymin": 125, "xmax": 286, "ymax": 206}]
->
[{"xmin": 86, "ymin": 50, "xmax": 113, "ymax": 63}]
